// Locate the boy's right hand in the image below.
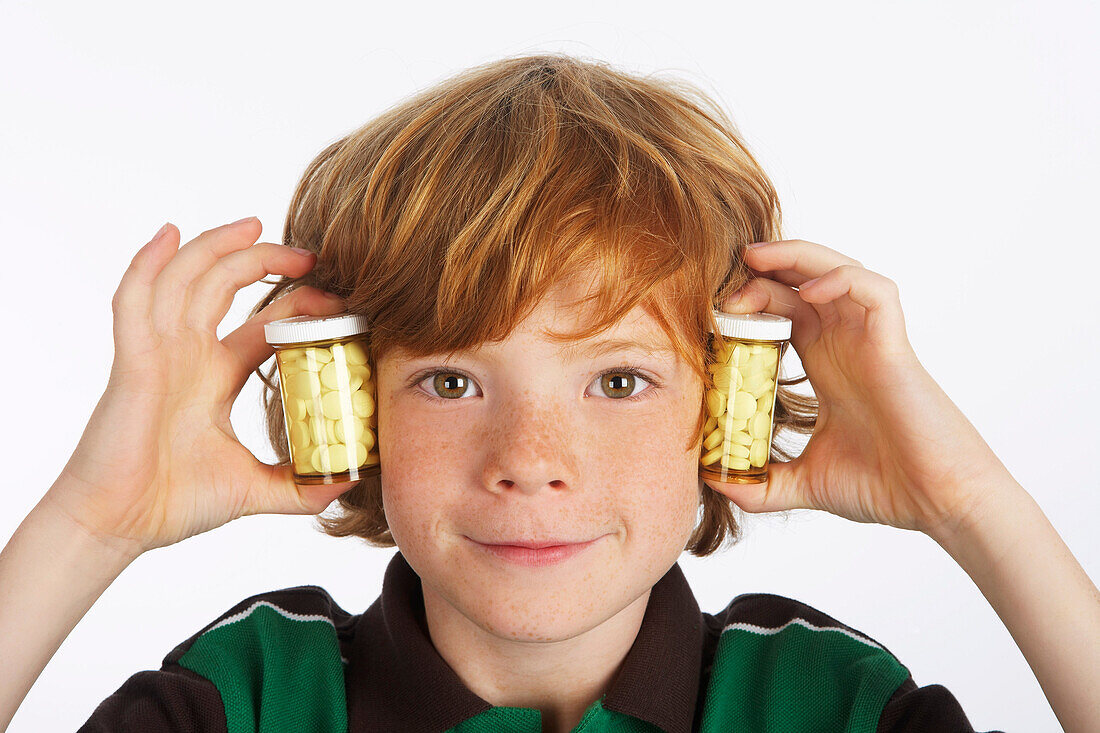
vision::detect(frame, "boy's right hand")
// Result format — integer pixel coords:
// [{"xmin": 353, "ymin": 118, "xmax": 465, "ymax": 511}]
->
[{"xmin": 43, "ymin": 218, "xmax": 358, "ymax": 558}]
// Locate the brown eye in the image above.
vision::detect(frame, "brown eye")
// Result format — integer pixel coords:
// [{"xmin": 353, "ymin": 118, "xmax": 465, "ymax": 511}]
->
[
  {"xmin": 600, "ymin": 372, "xmax": 637, "ymax": 399},
  {"xmin": 431, "ymin": 373, "xmax": 473, "ymax": 399}
]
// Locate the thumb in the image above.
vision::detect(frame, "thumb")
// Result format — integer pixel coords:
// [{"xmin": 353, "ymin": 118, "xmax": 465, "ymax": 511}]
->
[
  {"xmin": 246, "ymin": 463, "xmax": 361, "ymax": 516},
  {"xmin": 702, "ymin": 458, "xmax": 806, "ymax": 514}
]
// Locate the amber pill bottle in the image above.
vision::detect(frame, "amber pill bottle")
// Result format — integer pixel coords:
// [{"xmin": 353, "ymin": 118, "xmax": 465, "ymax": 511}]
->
[
  {"xmin": 699, "ymin": 310, "xmax": 792, "ymax": 485},
  {"xmin": 263, "ymin": 313, "xmax": 379, "ymax": 485}
]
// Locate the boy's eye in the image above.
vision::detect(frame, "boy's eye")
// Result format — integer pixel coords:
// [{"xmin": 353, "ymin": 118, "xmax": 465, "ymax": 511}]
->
[
  {"xmin": 596, "ymin": 371, "xmax": 646, "ymax": 399},
  {"xmin": 425, "ymin": 372, "xmax": 477, "ymax": 400}
]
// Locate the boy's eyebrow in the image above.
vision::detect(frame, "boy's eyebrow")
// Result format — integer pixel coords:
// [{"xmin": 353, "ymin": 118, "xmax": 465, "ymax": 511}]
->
[{"xmin": 560, "ymin": 337, "xmax": 676, "ymax": 360}]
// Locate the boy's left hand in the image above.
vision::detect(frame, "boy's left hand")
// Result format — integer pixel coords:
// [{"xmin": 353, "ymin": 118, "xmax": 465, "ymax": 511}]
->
[{"xmin": 702, "ymin": 239, "xmax": 1013, "ymax": 538}]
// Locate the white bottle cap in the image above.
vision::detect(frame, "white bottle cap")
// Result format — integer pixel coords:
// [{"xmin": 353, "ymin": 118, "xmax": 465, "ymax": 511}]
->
[
  {"xmin": 264, "ymin": 313, "xmax": 370, "ymax": 346},
  {"xmin": 712, "ymin": 310, "xmax": 792, "ymax": 342}
]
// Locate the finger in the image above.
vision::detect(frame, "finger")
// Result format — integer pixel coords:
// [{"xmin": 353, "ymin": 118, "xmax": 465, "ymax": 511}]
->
[
  {"xmin": 218, "ymin": 285, "xmax": 347, "ymax": 401},
  {"xmin": 798, "ymin": 265, "xmax": 911, "ymax": 353},
  {"xmin": 744, "ymin": 240, "xmax": 863, "ymax": 284},
  {"xmin": 743, "ymin": 239, "xmax": 864, "ymax": 328},
  {"xmin": 246, "ymin": 464, "xmax": 360, "ymax": 516},
  {"xmin": 150, "ymin": 217, "xmax": 263, "ymax": 331},
  {"xmin": 702, "ymin": 457, "xmax": 807, "ymax": 514},
  {"xmin": 112, "ymin": 222, "xmax": 182, "ymax": 360},
  {"xmin": 721, "ymin": 275, "xmax": 822, "ymax": 354},
  {"xmin": 186, "ymin": 243, "xmax": 318, "ymax": 332}
]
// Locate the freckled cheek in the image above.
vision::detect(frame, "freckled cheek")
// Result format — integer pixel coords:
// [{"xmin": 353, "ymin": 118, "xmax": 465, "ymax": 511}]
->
[
  {"xmin": 588, "ymin": 413, "xmax": 699, "ymax": 537},
  {"xmin": 378, "ymin": 405, "xmax": 468, "ymax": 547}
]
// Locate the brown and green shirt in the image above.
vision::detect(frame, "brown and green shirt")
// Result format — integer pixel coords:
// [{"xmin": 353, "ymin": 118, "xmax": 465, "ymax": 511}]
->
[{"xmin": 79, "ymin": 551, "xmax": 1000, "ymax": 732}]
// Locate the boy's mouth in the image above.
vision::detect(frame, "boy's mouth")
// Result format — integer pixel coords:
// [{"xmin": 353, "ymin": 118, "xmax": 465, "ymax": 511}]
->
[
  {"xmin": 475, "ymin": 538, "xmax": 594, "ymax": 549},
  {"xmin": 464, "ymin": 535, "xmax": 605, "ymax": 567}
]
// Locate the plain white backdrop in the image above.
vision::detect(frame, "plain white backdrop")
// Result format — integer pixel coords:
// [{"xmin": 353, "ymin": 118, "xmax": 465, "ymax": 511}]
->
[{"xmin": 2, "ymin": 1, "xmax": 1097, "ymax": 731}]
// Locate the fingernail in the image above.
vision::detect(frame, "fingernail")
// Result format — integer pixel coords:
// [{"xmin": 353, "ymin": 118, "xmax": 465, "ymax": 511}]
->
[
  {"xmin": 746, "ymin": 242, "xmax": 765, "ymax": 250},
  {"xmin": 230, "ymin": 216, "xmax": 257, "ymax": 226},
  {"xmin": 291, "ymin": 246, "xmax": 314, "ymax": 256},
  {"xmin": 150, "ymin": 222, "xmax": 170, "ymax": 243},
  {"xmin": 800, "ymin": 277, "xmax": 820, "ymax": 289},
  {"xmin": 323, "ymin": 291, "xmax": 343, "ymax": 302}
]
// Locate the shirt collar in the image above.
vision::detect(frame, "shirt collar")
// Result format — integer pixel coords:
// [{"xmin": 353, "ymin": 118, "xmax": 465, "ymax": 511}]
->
[{"xmin": 345, "ymin": 550, "xmax": 703, "ymax": 733}]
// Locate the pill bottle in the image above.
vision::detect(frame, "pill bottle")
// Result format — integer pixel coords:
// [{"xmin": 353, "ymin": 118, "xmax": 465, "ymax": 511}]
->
[
  {"xmin": 699, "ymin": 310, "xmax": 792, "ymax": 485},
  {"xmin": 264, "ymin": 313, "xmax": 379, "ymax": 485}
]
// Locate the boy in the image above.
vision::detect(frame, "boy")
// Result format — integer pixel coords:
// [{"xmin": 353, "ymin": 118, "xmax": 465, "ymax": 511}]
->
[{"xmin": 1, "ymin": 53, "xmax": 1096, "ymax": 733}]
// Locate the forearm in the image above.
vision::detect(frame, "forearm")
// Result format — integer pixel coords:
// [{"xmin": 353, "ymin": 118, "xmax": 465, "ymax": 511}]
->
[
  {"xmin": 930, "ymin": 475, "xmax": 1100, "ymax": 733},
  {"xmin": 0, "ymin": 489, "xmax": 140, "ymax": 731}
]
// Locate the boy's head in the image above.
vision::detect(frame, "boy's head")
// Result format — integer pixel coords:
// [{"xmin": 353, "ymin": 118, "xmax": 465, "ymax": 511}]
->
[{"xmin": 253, "ymin": 54, "xmax": 815, "ymax": 588}]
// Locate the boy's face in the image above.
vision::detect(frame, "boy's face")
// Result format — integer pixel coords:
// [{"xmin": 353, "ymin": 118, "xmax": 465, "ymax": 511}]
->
[{"xmin": 375, "ymin": 277, "xmax": 704, "ymax": 644}]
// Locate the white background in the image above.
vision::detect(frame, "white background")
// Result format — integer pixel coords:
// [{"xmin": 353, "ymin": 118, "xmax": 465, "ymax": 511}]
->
[{"xmin": 2, "ymin": 1, "xmax": 1097, "ymax": 731}]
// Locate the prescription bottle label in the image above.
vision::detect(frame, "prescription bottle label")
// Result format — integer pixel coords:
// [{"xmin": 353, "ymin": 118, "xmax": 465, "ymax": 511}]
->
[{"xmin": 274, "ymin": 337, "xmax": 380, "ymax": 485}]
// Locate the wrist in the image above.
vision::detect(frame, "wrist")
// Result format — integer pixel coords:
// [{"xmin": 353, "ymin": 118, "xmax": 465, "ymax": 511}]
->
[
  {"xmin": 37, "ymin": 485, "xmax": 146, "ymax": 569},
  {"xmin": 923, "ymin": 467, "xmax": 1027, "ymax": 550}
]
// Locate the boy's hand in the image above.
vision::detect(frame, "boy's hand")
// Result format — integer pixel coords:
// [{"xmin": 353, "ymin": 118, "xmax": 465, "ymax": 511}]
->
[
  {"xmin": 701, "ymin": 239, "xmax": 1014, "ymax": 538},
  {"xmin": 44, "ymin": 218, "xmax": 358, "ymax": 557}
]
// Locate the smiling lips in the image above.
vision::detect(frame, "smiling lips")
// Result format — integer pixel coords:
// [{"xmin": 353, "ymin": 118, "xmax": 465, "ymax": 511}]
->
[{"xmin": 468, "ymin": 536, "xmax": 603, "ymax": 567}]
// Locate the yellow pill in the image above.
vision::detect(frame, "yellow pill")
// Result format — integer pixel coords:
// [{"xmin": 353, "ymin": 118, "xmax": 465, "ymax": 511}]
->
[
  {"xmin": 744, "ymin": 374, "xmax": 774, "ymax": 399},
  {"xmin": 716, "ymin": 365, "xmax": 744, "ymax": 393},
  {"xmin": 321, "ymin": 359, "xmax": 366, "ymax": 392},
  {"xmin": 700, "ymin": 445, "xmax": 724, "ymax": 466},
  {"xmin": 347, "ymin": 366, "xmax": 367, "ymax": 391},
  {"xmin": 726, "ymin": 429, "xmax": 752, "ymax": 447},
  {"xmin": 278, "ymin": 357, "xmax": 302, "ymax": 378},
  {"xmin": 341, "ymin": 341, "xmax": 368, "ymax": 365},
  {"xmin": 703, "ymin": 416, "xmax": 718, "ymax": 434},
  {"xmin": 758, "ymin": 390, "xmax": 774, "ymax": 414},
  {"xmin": 720, "ymin": 454, "xmax": 751, "ymax": 470},
  {"xmin": 749, "ymin": 438, "xmax": 770, "ymax": 467},
  {"xmin": 304, "ymin": 397, "xmax": 321, "ymax": 417},
  {"xmin": 761, "ymin": 347, "xmax": 778, "ymax": 369},
  {"xmin": 290, "ymin": 371, "xmax": 321, "ymax": 398},
  {"xmin": 724, "ymin": 442, "xmax": 750, "ymax": 459},
  {"xmin": 308, "ymin": 417, "xmax": 327, "ymax": 445},
  {"xmin": 740, "ymin": 356, "xmax": 767, "ymax": 380},
  {"xmin": 352, "ymin": 390, "xmax": 375, "ymax": 418},
  {"xmin": 319, "ymin": 361, "xmax": 344, "ymax": 391},
  {"xmin": 328, "ymin": 446, "xmax": 350, "ymax": 473},
  {"xmin": 286, "ymin": 398, "xmax": 307, "ymax": 421},
  {"xmin": 310, "ymin": 445, "xmax": 329, "ymax": 473},
  {"xmin": 325, "ymin": 418, "xmax": 339, "ymax": 445},
  {"xmin": 705, "ymin": 389, "xmax": 726, "ymax": 418},
  {"xmin": 348, "ymin": 440, "xmax": 369, "ymax": 467},
  {"xmin": 730, "ymin": 391, "xmax": 757, "ymax": 420},
  {"xmin": 294, "ymin": 453, "xmax": 314, "ymax": 474},
  {"xmin": 360, "ymin": 428, "xmax": 376, "ymax": 453},
  {"xmin": 289, "ymin": 421, "xmax": 311, "ymax": 452},
  {"xmin": 716, "ymin": 412, "xmax": 747, "ymax": 432},
  {"xmin": 322, "ymin": 390, "xmax": 350, "ymax": 420},
  {"xmin": 703, "ymin": 427, "xmax": 724, "ymax": 450},
  {"xmin": 749, "ymin": 411, "xmax": 771, "ymax": 440},
  {"xmin": 334, "ymin": 416, "xmax": 366, "ymax": 443},
  {"xmin": 303, "ymin": 347, "xmax": 334, "ymax": 367}
]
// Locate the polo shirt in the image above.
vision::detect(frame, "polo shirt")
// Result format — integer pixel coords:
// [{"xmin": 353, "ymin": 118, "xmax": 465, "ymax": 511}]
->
[{"xmin": 79, "ymin": 550, "xmax": 1001, "ymax": 732}]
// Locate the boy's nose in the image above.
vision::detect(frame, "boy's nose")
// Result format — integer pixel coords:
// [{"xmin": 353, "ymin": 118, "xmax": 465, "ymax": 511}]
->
[{"xmin": 478, "ymin": 401, "xmax": 581, "ymax": 495}]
